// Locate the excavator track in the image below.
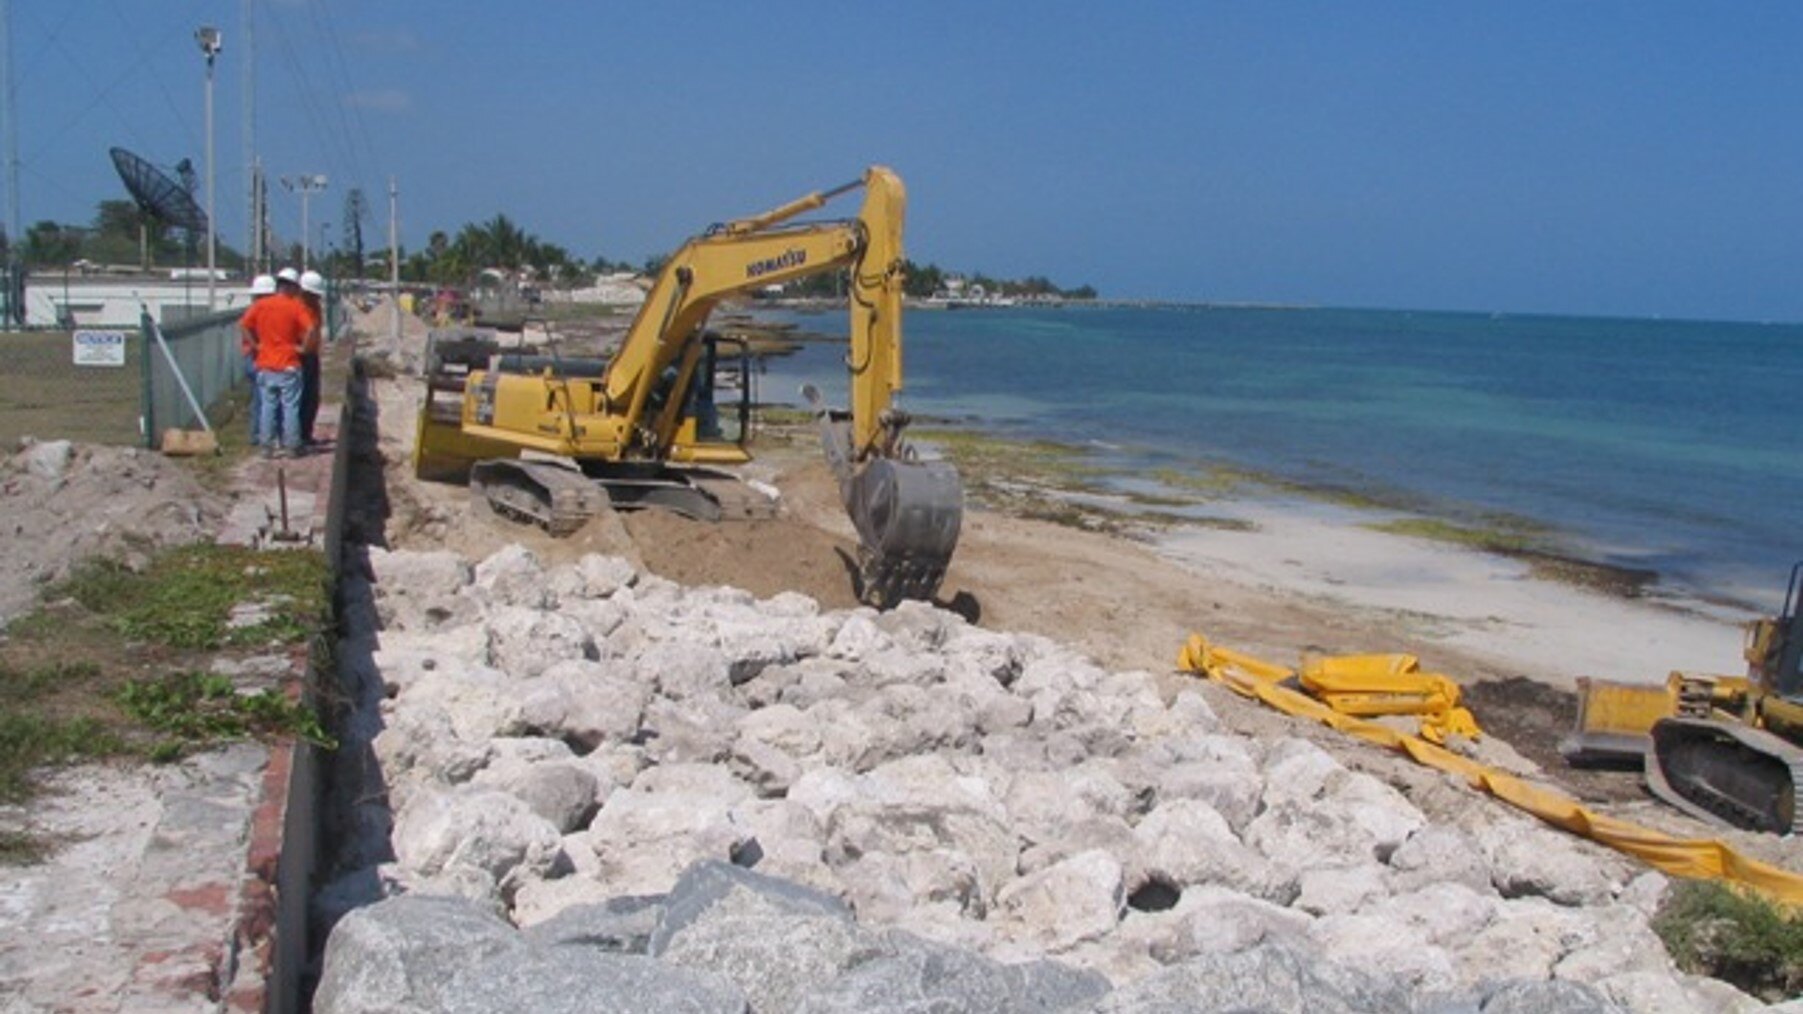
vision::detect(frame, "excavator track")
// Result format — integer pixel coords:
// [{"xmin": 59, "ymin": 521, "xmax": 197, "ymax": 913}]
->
[
  {"xmin": 470, "ymin": 459, "xmax": 779, "ymax": 535},
  {"xmin": 1646, "ymin": 717, "xmax": 1803, "ymax": 834},
  {"xmin": 471, "ymin": 460, "xmax": 611, "ymax": 536}
]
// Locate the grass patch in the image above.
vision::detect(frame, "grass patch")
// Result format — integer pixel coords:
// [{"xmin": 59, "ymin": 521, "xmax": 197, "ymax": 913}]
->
[
  {"xmin": 55, "ymin": 543, "xmax": 329, "ymax": 650},
  {"xmin": 1654, "ymin": 880, "xmax": 1803, "ymax": 1001},
  {"xmin": 0, "ymin": 542, "xmax": 333, "ymax": 861}
]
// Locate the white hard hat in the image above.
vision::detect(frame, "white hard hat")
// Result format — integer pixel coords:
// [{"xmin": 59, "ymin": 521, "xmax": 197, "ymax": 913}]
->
[
  {"xmin": 300, "ymin": 270, "xmax": 326, "ymax": 296},
  {"xmin": 276, "ymin": 267, "xmax": 300, "ymax": 285},
  {"xmin": 250, "ymin": 274, "xmax": 277, "ymax": 295}
]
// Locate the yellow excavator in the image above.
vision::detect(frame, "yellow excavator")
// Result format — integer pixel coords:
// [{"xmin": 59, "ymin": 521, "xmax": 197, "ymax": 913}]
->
[
  {"xmin": 1562, "ymin": 561, "xmax": 1803, "ymax": 833},
  {"xmin": 413, "ymin": 166, "xmax": 963, "ymax": 607}
]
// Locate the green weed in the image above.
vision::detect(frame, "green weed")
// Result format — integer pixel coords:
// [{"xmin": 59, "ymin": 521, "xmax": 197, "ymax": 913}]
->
[
  {"xmin": 1653, "ymin": 880, "xmax": 1803, "ymax": 1001},
  {"xmin": 54, "ymin": 544, "xmax": 328, "ymax": 650},
  {"xmin": 115, "ymin": 671, "xmax": 336, "ymax": 760}
]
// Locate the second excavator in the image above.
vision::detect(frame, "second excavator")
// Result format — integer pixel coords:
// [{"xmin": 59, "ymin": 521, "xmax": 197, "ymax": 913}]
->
[{"xmin": 413, "ymin": 166, "xmax": 963, "ymax": 607}]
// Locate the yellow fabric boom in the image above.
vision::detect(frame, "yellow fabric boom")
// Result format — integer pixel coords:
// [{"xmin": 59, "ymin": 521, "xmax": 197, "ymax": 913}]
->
[{"xmin": 1177, "ymin": 632, "xmax": 1803, "ymax": 907}]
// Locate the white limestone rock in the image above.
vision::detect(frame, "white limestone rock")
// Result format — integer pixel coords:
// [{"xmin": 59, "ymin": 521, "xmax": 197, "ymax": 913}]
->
[
  {"xmin": 391, "ymin": 786, "xmax": 564, "ymax": 894},
  {"xmin": 1004, "ymin": 765, "xmax": 1135, "ymax": 847},
  {"xmin": 994, "ymin": 849, "xmax": 1125, "ymax": 953},
  {"xmin": 471, "ymin": 544, "xmax": 551, "ymax": 609},
  {"xmin": 582, "ymin": 788, "xmax": 748, "ymax": 897},
  {"xmin": 838, "ymin": 849, "xmax": 986, "ymax": 923},
  {"xmin": 518, "ymin": 659, "xmax": 648, "ymax": 752},
  {"xmin": 1142, "ymin": 884, "xmax": 1313, "ymax": 962},
  {"xmin": 1357, "ymin": 882, "xmax": 1497, "ymax": 950},
  {"xmin": 1552, "ymin": 904, "xmax": 1674, "ymax": 983},
  {"xmin": 1308, "ymin": 911, "xmax": 1457, "ymax": 990},
  {"xmin": 484, "ymin": 605, "xmax": 595, "ymax": 679},
  {"xmin": 1135, "ymin": 797, "xmax": 1289, "ymax": 902},
  {"xmin": 472, "ymin": 756, "xmax": 600, "ymax": 834},
  {"xmin": 1598, "ymin": 971, "xmax": 1765, "ymax": 1014},
  {"xmin": 1451, "ymin": 897, "xmax": 1595, "ymax": 983},
  {"xmin": 1482, "ymin": 816, "xmax": 1628, "ymax": 906},
  {"xmin": 634, "ymin": 640, "xmax": 733, "ymax": 702},
  {"xmin": 1293, "ymin": 864, "xmax": 1391, "ymax": 917},
  {"xmin": 1386, "ymin": 824, "xmax": 1493, "ymax": 895},
  {"xmin": 637, "ymin": 696, "xmax": 746, "ymax": 766},
  {"xmin": 1019, "ymin": 816, "xmax": 1142, "ymax": 885},
  {"xmin": 546, "ymin": 553, "xmax": 637, "ymax": 601},
  {"xmin": 823, "ymin": 755, "xmax": 1017, "ymax": 911},
  {"xmin": 403, "ymin": 663, "xmax": 529, "ymax": 742},
  {"xmin": 372, "ymin": 705, "xmax": 494, "ymax": 804},
  {"xmin": 826, "ymin": 612, "xmax": 894, "ymax": 661}
]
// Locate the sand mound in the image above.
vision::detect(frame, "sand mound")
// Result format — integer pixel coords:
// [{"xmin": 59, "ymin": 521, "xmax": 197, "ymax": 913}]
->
[{"xmin": 0, "ymin": 439, "xmax": 228, "ymax": 625}]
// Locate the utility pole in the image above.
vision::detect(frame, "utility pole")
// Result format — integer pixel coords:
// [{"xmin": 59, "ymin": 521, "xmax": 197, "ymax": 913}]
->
[
  {"xmin": 388, "ymin": 175, "xmax": 400, "ymax": 345},
  {"xmin": 241, "ymin": 0, "xmax": 255, "ymax": 273},
  {"xmin": 280, "ymin": 173, "xmax": 327, "ymax": 269},
  {"xmin": 1, "ymin": 0, "xmax": 19, "ymax": 327},
  {"xmin": 250, "ymin": 158, "xmax": 264, "ymax": 272},
  {"xmin": 196, "ymin": 26, "xmax": 222, "ymax": 310}
]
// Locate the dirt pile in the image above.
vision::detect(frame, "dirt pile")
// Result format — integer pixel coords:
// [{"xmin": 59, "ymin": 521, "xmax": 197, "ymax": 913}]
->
[
  {"xmin": 0, "ymin": 439, "xmax": 227, "ymax": 626},
  {"xmin": 345, "ymin": 295, "xmax": 432, "ymax": 375}
]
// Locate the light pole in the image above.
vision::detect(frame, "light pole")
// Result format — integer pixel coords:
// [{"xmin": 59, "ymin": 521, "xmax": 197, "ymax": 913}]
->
[
  {"xmin": 195, "ymin": 25, "xmax": 221, "ymax": 310},
  {"xmin": 318, "ymin": 221, "xmax": 330, "ymax": 275},
  {"xmin": 280, "ymin": 172, "xmax": 327, "ymax": 269}
]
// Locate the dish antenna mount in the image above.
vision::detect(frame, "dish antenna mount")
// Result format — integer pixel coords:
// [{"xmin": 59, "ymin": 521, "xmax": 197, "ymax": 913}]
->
[{"xmin": 109, "ymin": 146, "xmax": 208, "ymax": 270}]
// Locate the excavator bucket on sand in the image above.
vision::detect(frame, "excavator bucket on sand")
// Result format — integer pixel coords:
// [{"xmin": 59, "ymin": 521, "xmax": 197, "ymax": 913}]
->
[{"xmin": 807, "ymin": 385, "xmax": 962, "ymax": 608}]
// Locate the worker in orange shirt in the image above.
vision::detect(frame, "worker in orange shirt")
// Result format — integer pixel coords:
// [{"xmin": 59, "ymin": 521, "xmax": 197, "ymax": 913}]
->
[
  {"xmin": 237, "ymin": 273, "xmax": 277, "ymax": 445},
  {"xmin": 298, "ymin": 270, "xmax": 327, "ymax": 446},
  {"xmin": 252, "ymin": 268, "xmax": 316, "ymax": 457}
]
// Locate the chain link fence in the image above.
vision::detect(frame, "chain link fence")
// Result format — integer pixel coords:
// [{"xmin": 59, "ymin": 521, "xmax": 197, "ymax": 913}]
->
[
  {"xmin": 0, "ymin": 328, "xmax": 147, "ymax": 448},
  {"xmin": 0, "ymin": 285, "xmax": 345, "ymax": 451},
  {"xmin": 142, "ymin": 309, "xmax": 247, "ymax": 446}
]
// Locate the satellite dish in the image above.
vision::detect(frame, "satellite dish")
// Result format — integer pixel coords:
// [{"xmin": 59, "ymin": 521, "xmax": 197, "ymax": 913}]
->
[{"xmin": 109, "ymin": 146, "xmax": 208, "ymax": 232}]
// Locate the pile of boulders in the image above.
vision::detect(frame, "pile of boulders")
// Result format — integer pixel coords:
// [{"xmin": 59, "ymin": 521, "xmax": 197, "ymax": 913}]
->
[{"xmin": 313, "ymin": 544, "xmax": 1765, "ymax": 1012}]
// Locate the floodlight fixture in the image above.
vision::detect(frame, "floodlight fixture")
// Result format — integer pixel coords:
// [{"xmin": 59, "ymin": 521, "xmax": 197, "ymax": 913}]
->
[{"xmin": 195, "ymin": 26, "xmax": 223, "ymax": 59}]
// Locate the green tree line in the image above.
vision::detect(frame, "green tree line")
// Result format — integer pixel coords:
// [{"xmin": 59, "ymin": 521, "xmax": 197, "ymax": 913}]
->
[
  {"xmin": 12, "ymin": 200, "xmax": 1095, "ymax": 301},
  {"xmin": 783, "ymin": 260, "xmax": 1097, "ymax": 301}
]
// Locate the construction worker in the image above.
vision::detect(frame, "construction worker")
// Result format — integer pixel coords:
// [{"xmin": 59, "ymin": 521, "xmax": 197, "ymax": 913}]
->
[
  {"xmin": 251, "ymin": 267, "xmax": 313, "ymax": 457},
  {"xmin": 237, "ymin": 273, "xmax": 277, "ymax": 445},
  {"xmin": 298, "ymin": 270, "xmax": 327, "ymax": 446}
]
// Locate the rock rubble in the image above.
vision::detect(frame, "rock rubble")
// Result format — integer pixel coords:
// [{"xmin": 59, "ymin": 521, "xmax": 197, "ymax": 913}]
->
[{"xmin": 315, "ymin": 545, "xmax": 1769, "ymax": 1012}]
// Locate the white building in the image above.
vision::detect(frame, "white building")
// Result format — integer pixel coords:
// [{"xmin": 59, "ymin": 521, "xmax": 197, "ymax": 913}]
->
[{"xmin": 23, "ymin": 274, "xmax": 253, "ymax": 328}]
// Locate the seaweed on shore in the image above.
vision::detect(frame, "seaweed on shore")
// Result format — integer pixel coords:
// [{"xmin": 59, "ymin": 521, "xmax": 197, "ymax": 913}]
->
[{"xmin": 1362, "ymin": 517, "xmax": 1655, "ymax": 598}]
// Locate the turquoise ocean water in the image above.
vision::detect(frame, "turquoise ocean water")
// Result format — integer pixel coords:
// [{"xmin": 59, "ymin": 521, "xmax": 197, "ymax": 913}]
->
[{"xmin": 759, "ymin": 306, "xmax": 1801, "ymax": 607}]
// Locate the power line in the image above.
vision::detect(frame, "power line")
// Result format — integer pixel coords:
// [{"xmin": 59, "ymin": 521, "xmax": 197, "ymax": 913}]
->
[
  {"xmin": 262, "ymin": 0, "xmax": 358, "ymax": 189},
  {"xmin": 306, "ymin": 0, "xmax": 377, "ymax": 186},
  {"xmin": 101, "ymin": 0, "xmax": 197, "ymax": 154}
]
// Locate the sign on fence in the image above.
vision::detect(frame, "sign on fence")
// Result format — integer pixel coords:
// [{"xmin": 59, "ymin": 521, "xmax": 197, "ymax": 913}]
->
[{"xmin": 72, "ymin": 330, "xmax": 128, "ymax": 367}]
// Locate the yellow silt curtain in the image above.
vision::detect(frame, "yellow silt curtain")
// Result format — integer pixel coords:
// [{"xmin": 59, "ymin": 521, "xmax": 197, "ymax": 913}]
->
[{"xmin": 1177, "ymin": 632, "xmax": 1803, "ymax": 907}]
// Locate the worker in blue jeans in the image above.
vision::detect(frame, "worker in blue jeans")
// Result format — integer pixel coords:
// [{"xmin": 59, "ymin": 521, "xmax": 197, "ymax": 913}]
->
[{"xmin": 238, "ymin": 273, "xmax": 277, "ymax": 444}]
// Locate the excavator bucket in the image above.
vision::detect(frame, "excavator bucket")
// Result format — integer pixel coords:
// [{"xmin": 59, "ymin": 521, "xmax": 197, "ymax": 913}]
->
[
  {"xmin": 844, "ymin": 455, "xmax": 963, "ymax": 607},
  {"xmin": 807, "ymin": 385, "xmax": 962, "ymax": 608},
  {"xmin": 1558, "ymin": 676, "xmax": 1678, "ymax": 766}
]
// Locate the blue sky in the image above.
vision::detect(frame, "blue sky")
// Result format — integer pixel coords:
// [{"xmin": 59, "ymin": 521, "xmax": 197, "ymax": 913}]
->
[{"xmin": 15, "ymin": 2, "xmax": 1803, "ymax": 321}]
